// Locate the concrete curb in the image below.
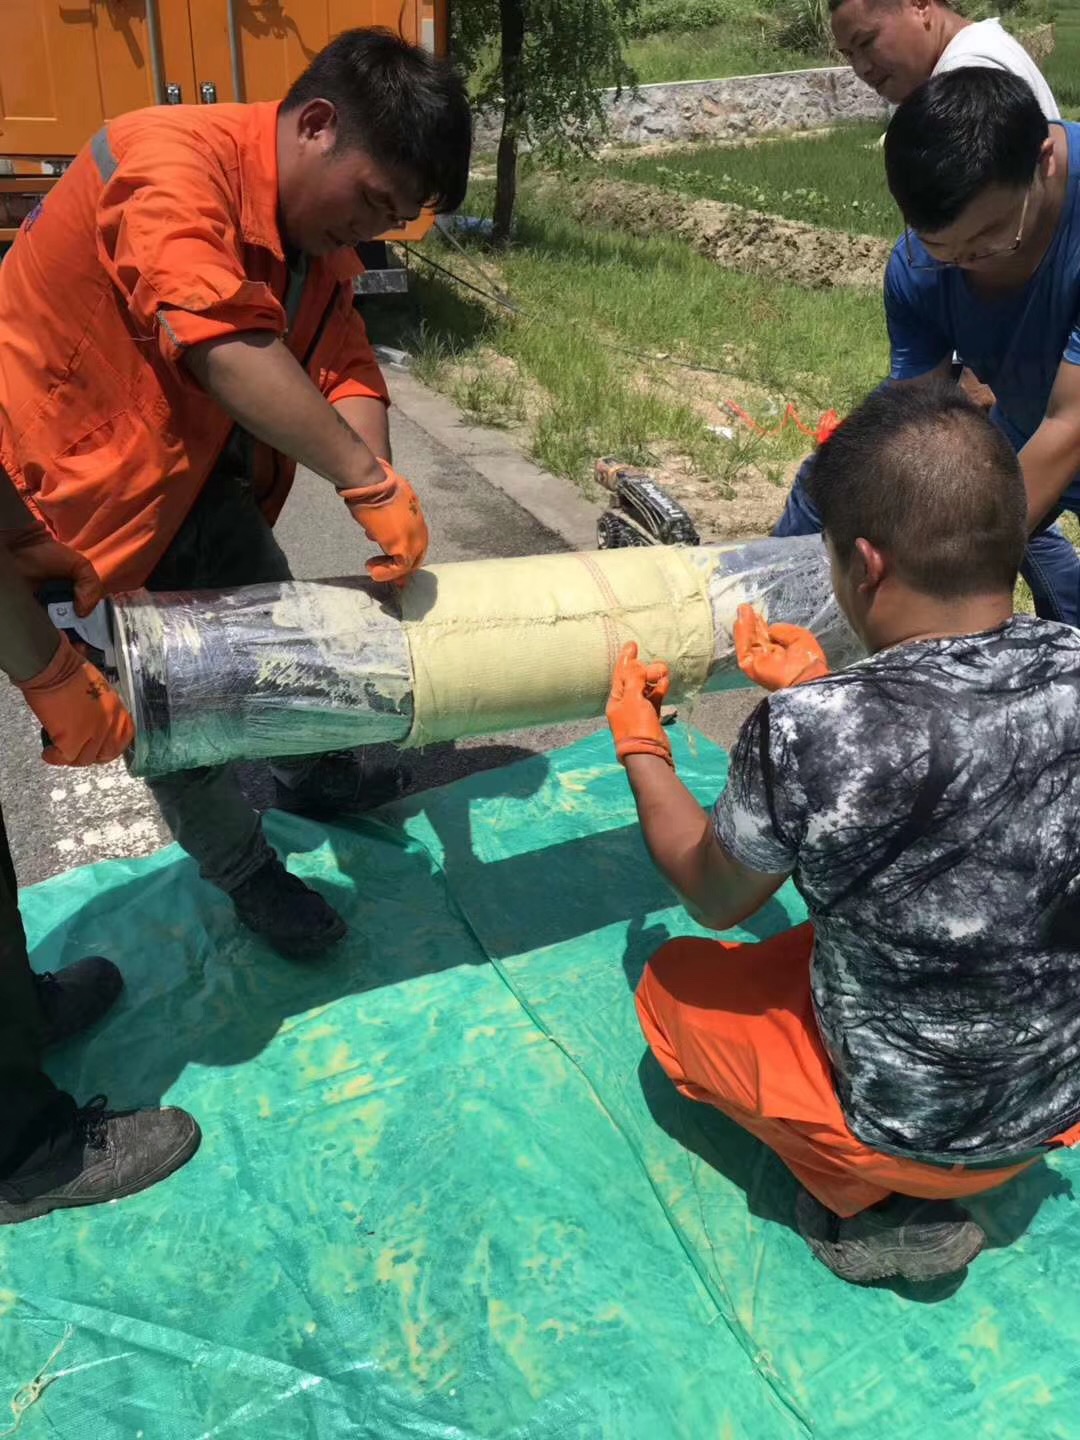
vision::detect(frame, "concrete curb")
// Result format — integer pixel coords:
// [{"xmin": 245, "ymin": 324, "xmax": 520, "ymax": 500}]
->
[{"xmin": 386, "ymin": 368, "xmax": 600, "ymax": 552}]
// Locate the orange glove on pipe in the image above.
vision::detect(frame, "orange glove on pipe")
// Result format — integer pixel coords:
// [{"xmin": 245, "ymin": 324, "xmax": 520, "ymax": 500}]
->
[
  {"xmin": 0, "ymin": 522, "xmax": 105, "ymax": 618},
  {"xmin": 734, "ymin": 604, "xmax": 829, "ymax": 692},
  {"xmin": 15, "ymin": 635, "xmax": 134, "ymax": 766},
  {"xmin": 606, "ymin": 641, "xmax": 673, "ymax": 767},
  {"xmin": 339, "ymin": 459, "xmax": 429, "ymax": 586}
]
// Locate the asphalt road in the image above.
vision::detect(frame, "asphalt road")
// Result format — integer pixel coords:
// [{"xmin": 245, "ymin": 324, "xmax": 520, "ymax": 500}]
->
[{"xmin": 0, "ymin": 403, "xmax": 756, "ymax": 888}]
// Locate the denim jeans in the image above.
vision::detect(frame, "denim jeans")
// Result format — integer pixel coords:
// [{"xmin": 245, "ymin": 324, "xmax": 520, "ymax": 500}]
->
[{"xmin": 774, "ymin": 451, "xmax": 1080, "ymax": 627}]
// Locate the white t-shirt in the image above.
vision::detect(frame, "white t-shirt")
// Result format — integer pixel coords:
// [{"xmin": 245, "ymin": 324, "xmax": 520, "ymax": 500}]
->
[{"xmin": 934, "ymin": 18, "xmax": 1059, "ymax": 119}]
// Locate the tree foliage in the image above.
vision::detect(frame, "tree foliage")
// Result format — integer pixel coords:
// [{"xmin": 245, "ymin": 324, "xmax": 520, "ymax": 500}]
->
[{"xmin": 454, "ymin": 0, "xmax": 640, "ymax": 241}]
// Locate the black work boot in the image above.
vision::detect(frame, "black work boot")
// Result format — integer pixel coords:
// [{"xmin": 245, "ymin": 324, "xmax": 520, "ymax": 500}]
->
[
  {"xmin": 796, "ymin": 1188, "xmax": 986, "ymax": 1284},
  {"xmin": 273, "ymin": 749, "xmax": 409, "ymax": 820},
  {"xmin": 230, "ymin": 854, "xmax": 347, "ymax": 959},
  {"xmin": 0, "ymin": 1097, "xmax": 201, "ymax": 1226},
  {"xmin": 35, "ymin": 956, "xmax": 124, "ymax": 1050}
]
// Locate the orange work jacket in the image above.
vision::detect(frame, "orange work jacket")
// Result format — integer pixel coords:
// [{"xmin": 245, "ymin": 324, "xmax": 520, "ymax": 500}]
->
[{"xmin": 0, "ymin": 101, "xmax": 388, "ymax": 592}]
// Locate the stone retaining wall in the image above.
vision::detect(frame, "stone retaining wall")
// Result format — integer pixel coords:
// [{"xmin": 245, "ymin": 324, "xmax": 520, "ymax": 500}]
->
[
  {"xmin": 475, "ymin": 23, "xmax": 1054, "ymax": 152},
  {"xmin": 473, "ymin": 65, "xmax": 889, "ymax": 151},
  {"xmin": 604, "ymin": 66, "xmax": 889, "ymax": 145}
]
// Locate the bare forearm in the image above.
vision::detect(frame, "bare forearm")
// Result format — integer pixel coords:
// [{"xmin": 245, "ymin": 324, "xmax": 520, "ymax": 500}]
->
[
  {"xmin": 625, "ymin": 754, "xmax": 720, "ymax": 913},
  {"xmin": 333, "ymin": 395, "xmax": 391, "ymax": 463},
  {"xmin": 624, "ymin": 754, "xmax": 787, "ymax": 928},
  {"xmin": 0, "ymin": 547, "xmax": 60, "ymax": 683},
  {"xmin": 1020, "ymin": 419, "xmax": 1080, "ymax": 529},
  {"xmin": 184, "ymin": 332, "xmax": 384, "ymax": 492}
]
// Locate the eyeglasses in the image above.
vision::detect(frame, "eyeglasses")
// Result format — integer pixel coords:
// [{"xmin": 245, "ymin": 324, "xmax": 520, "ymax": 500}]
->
[{"xmin": 904, "ymin": 184, "xmax": 1033, "ymax": 271}]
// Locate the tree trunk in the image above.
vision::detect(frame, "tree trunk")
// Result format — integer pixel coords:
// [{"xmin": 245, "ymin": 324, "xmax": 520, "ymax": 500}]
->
[{"xmin": 492, "ymin": 0, "xmax": 526, "ymax": 247}]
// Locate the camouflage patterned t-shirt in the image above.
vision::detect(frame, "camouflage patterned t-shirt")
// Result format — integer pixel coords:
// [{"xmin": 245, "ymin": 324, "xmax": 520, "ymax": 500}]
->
[{"xmin": 713, "ymin": 617, "xmax": 1080, "ymax": 1164}]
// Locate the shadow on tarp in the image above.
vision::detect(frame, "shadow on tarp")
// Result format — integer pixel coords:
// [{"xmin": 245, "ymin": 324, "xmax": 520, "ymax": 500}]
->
[
  {"xmin": 620, "ymin": 919, "xmax": 1072, "ymax": 1304},
  {"xmin": 374, "ymin": 736, "xmax": 789, "ymax": 960},
  {"xmin": 635, "ymin": 1048, "xmax": 1072, "ymax": 1303}
]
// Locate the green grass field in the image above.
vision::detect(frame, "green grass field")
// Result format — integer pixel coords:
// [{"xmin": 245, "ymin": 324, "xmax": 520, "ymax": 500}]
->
[
  {"xmin": 625, "ymin": 23, "xmax": 822, "ymax": 84},
  {"xmin": 371, "ymin": 177, "xmax": 886, "ymax": 489},
  {"xmin": 622, "ymin": 0, "xmax": 1059, "ymax": 88},
  {"xmin": 601, "ymin": 121, "xmax": 896, "ymax": 236},
  {"xmin": 1043, "ymin": 0, "xmax": 1080, "ymax": 113},
  {"xmin": 622, "ymin": 0, "xmax": 831, "ymax": 83}
]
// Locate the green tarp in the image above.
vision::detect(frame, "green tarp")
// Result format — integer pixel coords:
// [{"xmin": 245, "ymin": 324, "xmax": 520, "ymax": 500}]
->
[{"xmin": 2, "ymin": 731, "xmax": 1077, "ymax": 1438}]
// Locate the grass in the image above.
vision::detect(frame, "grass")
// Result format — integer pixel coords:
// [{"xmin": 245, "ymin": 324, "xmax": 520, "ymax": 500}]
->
[
  {"xmin": 625, "ymin": 23, "xmax": 822, "ymax": 84},
  {"xmin": 1042, "ymin": 0, "xmax": 1080, "ymax": 114},
  {"xmin": 370, "ymin": 176, "xmax": 886, "ymax": 491},
  {"xmin": 620, "ymin": 0, "xmax": 1057, "ymax": 87},
  {"xmin": 601, "ymin": 121, "xmax": 897, "ymax": 236}
]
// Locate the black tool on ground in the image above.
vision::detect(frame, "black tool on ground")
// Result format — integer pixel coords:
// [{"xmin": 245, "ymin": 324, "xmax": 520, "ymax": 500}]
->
[{"xmin": 594, "ymin": 459, "xmax": 700, "ymax": 550}]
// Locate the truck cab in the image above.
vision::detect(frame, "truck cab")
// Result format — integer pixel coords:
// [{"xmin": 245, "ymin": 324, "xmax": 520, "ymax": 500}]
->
[{"xmin": 0, "ymin": 1, "xmax": 449, "ymax": 249}]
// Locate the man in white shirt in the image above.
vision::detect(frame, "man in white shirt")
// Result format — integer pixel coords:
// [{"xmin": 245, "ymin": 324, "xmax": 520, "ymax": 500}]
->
[{"xmin": 831, "ymin": 0, "xmax": 1059, "ymax": 117}]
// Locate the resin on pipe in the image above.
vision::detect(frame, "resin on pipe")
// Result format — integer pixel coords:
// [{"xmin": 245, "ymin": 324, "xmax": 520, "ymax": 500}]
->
[{"xmin": 112, "ymin": 535, "xmax": 861, "ymax": 778}]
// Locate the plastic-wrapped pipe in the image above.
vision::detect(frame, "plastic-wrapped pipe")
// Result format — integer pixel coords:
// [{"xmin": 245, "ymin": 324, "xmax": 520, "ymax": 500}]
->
[{"xmin": 113, "ymin": 535, "xmax": 860, "ymax": 778}]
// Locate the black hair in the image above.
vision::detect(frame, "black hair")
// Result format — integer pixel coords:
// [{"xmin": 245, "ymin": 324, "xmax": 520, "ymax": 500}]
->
[
  {"xmin": 807, "ymin": 382, "xmax": 1026, "ymax": 599},
  {"xmin": 884, "ymin": 67, "xmax": 1048, "ymax": 233},
  {"xmin": 283, "ymin": 28, "xmax": 472, "ymax": 214}
]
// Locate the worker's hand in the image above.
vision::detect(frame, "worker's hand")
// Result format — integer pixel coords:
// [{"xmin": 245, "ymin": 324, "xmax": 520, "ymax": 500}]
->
[
  {"xmin": 0, "ymin": 521, "xmax": 105, "ymax": 618},
  {"xmin": 340, "ymin": 459, "xmax": 429, "ymax": 586},
  {"xmin": 15, "ymin": 634, "xmax": 134, "ymax": 766},
  {"xmin": 734, "ymin": 604, "xmax": 829, "ymax": 691},
  {"xmin": 606, "ymin": 641, "xmax": 673, "ymax": 767}
]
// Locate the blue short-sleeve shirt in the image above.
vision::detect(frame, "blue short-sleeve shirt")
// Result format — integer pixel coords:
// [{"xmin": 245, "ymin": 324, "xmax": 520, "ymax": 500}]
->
[{"xmin": 885, "ymin": 121, "xmax": 1080, "ymax": 503}]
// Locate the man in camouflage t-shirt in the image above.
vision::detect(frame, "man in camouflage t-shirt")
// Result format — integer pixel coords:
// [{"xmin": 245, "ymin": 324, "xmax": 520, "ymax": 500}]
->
[{"xmin": 606, "ymin": 382, "xmax": 1080, "ymax": 1286}]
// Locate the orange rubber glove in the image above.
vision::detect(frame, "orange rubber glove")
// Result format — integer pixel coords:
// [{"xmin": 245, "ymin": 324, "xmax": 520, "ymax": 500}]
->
[
  {"xmin": 15, "ymin": 634, "xmax": 134, "ymax": 766},
  {"xmin": 340, "ymin": 459, "xmax": 429, "ymax": 586},
  {"xmin": 0, "ymin": 521, "xmax": 105, "ymax": 618},
  {"xmin": 606, "ymin": 641, "xmax": 673, "ymax": 767},
  {"xmin": 734, "ymin": 604, "xmax": 829, "ymax": 691}
]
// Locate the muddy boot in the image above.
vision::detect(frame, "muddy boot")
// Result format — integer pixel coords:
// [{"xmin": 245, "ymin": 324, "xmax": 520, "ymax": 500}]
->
[
  {"xmin": 273, "ymin": 749, "xmax": 409, "ymax": 820},
  {"xmin": 796, "ymin": 1188, "xmax": 986, "ymax": 1284},
  {"xmin": 230, "ymin": 853, "xmax": 347, "ymax": 959},
  {"xmin": 0, "ymin": 1097, "xmax": 201, "ymax": 1226},
  {"xmin": 35, "ymin": 956, "xmax": 124, "ymax": 1050}
]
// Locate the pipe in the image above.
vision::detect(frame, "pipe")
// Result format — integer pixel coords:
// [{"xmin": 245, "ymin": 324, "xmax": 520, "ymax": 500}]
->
[
  {"xmin": 145, "ymin": 0, "xmax": 167, "ymax": 105},
  {"xmin": 226, "ymin": 0, "xmax": 246, "ymax": 102},
  {"xmin": 112, "ymin": 535, "xmax": 860, "ymax": 778}
]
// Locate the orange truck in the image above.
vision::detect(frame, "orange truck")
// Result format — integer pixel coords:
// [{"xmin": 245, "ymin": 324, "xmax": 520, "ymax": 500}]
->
[{"xmin": 0, "ymin": 1, "xmax": 450, "ymax": 276}]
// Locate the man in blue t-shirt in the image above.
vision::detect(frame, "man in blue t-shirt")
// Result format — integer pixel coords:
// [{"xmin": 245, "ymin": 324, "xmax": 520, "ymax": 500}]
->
[{"xmin": 775, "ymin": 67, "xmax": 1080, "ymax": 626}]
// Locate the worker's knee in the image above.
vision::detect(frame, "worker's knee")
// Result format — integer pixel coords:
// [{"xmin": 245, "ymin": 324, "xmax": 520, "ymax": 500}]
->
[
  {"xmin": 640, "ymin": 936, "xmax": 697, "ymax": 991},
  {"xmin": 636, "ymin": 936, "xmax": 725, "ymax": 1034}
]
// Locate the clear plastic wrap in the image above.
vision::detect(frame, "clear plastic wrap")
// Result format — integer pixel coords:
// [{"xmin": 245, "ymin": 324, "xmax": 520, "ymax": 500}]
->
[
  {"xmin": 693, "ymin": 533, "xmax": 862, "ymax": 686},
  {"xmin": 114, "ymin": 579, "xmax": 414, "ymax": 777},
  {"xmin": 114, "ymin": 537, "xmax": 861, "ymax": 777}
]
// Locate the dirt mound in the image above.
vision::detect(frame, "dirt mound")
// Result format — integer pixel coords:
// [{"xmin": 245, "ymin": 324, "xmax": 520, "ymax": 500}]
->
[{"xmin": 547, "ymin": 176, "xmax": 893, "ymax": 291}]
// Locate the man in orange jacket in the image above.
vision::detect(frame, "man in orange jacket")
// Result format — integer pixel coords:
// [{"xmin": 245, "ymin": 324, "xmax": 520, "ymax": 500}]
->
[
  {"xmin": 607, "ymin": 382, "xmax": 1080, "ymax": 1285},
  {"xmin": 0, "ymin": 29, "xmax": 472, "ymax": 958},
  {"xmin": 1, "ymin": 465, "xmax": 200, "ymax": 1224}
]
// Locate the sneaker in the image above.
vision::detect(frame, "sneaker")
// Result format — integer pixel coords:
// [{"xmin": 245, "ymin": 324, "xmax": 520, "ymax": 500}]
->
[
  {"xmin": 273, "ymin": 749, "xmax": 410, "ymax": 820},
  {"xmin": 35, "ymin": 956, "xmax": 124, "ymax": 1050},
  {"xmin": 0, "ymin": 1097, "xmax": 201, "ymax": 1226},
  {"xmin": 795, "ymin": 1187, "xmax": 986, "ymax": 1284},
  {"xmin": 230, "ymin": 854, "xmax": 347, "ymax": 959}
]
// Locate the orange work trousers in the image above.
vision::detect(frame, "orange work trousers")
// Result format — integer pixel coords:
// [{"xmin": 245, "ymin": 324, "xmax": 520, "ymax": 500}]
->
[{"xmin": 635, "ymin": 924, "xmax": 1079, "ymax": 1218}]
